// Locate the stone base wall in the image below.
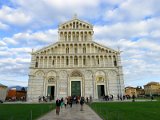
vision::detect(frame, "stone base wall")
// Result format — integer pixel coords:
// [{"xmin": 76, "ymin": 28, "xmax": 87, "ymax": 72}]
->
[{"xmin": 27, "ymin": 68, "xmax": 124, "ymax": 102}]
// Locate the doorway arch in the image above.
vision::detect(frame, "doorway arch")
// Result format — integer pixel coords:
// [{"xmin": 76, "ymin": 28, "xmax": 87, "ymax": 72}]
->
[{"xmin": 69, "ymin": 70, "xmax": 84, "ymax": 97}]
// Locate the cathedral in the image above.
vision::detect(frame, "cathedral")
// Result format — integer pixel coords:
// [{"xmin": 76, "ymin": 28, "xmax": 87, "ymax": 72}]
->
[{"xmin": 27, "ymin": 15, "xmax": 124, "ymax": 102}]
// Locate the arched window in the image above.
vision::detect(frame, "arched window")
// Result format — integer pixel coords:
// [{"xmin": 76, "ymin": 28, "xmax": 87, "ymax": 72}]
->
[
  {"xmin": 75, "ymin": 47, "xmax": 77, "ymax": 53},
  {"xmin": 83, "ymin": 47, "xmax": 86, "ymax": 53},
  {"xmin": 114, "ymin": 60, "xmax": 117, "ymax": 66},
  {"xmin": 83, "ymin": 57, "xmax": 86, "ymax": 65},
  {"xmin": 74, "ymin": 56, "xmax": 78, "ymax": 65},
  {"xmin": 66, "ymin": 47, "xmax": 69, "ymax": 54},
  {"xmin": 35, "ymin": 61, "xmax": 38, "ymax": 68},
  {"xmin": 113, "ymin": 56, "xmax": 117, "ymax": 66},
  {"xmin": 52, "ymin": 60, "xmax": 54, "ymax": 65},
  {"xmin": 97, "ymin": 58, "xmax": 99, "ymax": 65},
  {"xmin": 66, "ymin": 57, "xmax": 69, "ymax": 65}
]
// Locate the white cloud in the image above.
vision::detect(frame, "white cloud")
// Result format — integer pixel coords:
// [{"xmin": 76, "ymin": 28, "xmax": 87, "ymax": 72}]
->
[
  {"xmin": 0, "ymin": 22, "xmax": 9, "ymax": 30},
  {"xmin": 0, "ymin": 0, "xmax": 160, "ymax": 87},
  {"xmin": 2, "ymin": 29, "xmax": 58, "ymax": 46},
  {"xmin": 103, "ymin": 0, "xmax": 160, "ymax": 22},
  {"xmin": 1, "ymin": 0, "xmax": 101, "ymax": 28},
  {"xmin": 0, "ymin": 41, "xmax": 6, "ymax": 46},
  {"xmin": 94, "ymin": 17, "xmax": 160, "ymax": 41},
  {"xmin": 0, "ymin": 6, "xmax": 31, "ymax": 26},
  {"xmin": 3, "ymin": 37, "xmax": 18, "ymax": 45}
]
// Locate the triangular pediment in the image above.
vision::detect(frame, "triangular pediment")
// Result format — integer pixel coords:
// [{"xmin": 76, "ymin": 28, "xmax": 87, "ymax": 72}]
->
[
  {"xmin": 33, "ymin": 42, "xmax": 59, "ymax": 55},
  {"xmin": 59, "ymin": 18, "xmax": 93, "ymax": 30}
]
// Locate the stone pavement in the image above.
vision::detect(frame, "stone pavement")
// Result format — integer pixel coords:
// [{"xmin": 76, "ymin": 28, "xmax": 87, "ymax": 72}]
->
[{"xmin": 38, "ymin": 104, "xmax": 102, "ymax": 120}]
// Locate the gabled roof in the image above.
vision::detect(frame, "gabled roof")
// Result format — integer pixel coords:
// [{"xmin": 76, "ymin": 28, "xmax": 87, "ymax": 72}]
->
[
  {"xmin": 58, "ymin": 16, "xmax": 93, "ymax": 30},
  {"xmin": 33, "ymin": 41, "xmax": 118, "ymax": 54},
  {"xmin": 59, "ymin": 17, "xmax": 93, "ymax": 28},
  {"xmin": 92, "ymin": 41, "xmax": 118, "ymax": 53},
  {"xmin": 33, "ymin": 42, "xmax": 59, "ymax": 54}
]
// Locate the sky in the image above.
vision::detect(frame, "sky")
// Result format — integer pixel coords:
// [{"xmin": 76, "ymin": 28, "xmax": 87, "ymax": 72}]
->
[{"xmin": 0, "ymin": 0, "xmax": 160, "ymax": 87}]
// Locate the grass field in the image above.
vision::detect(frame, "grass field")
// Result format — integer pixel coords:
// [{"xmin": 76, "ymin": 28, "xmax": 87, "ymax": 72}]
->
[
  {"xmin": 0, "ymin": 103, "xmax": 55, "ymax": 120},
  {"xmin": 90, "ymin": 101, "xmax": 160, "ymax": 120}
]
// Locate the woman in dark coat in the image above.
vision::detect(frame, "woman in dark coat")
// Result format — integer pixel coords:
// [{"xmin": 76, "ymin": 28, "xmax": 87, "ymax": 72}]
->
[{"xmin": 56, "ymin": 98, "xmax": 61, "ymax": 115}]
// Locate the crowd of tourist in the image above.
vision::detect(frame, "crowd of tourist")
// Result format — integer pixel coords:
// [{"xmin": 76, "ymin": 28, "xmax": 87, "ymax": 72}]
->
[{"xmin": 55, "ymin": 96, "xmax": 92, "ymax": 115}]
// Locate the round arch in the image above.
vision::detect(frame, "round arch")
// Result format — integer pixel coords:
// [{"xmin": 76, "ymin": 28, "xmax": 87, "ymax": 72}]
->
[{"xmin": 69, "ymin": 70, "xmax": 84, "ymax": 97}]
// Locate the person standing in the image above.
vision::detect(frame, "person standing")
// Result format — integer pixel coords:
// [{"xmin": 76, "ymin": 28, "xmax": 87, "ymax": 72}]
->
[
  {"xmin": 69, "ymin": 97, "xmax": 73, "ymax": 108},
  {"xmin": 89, "ymin": 95, "xmax": 92, "ymax": 103},
  {"xmin": 64, "ymin": 97, "xmax": 68, "ymax": 108},
  {"xmin": 80, "ymin": 97, "xmax": 84, "ymax": 111},
  {"xmin": 132, "ymin": 95, "xmax": 135, "ymax": 102},
  {"xmin": 61, "ymin": 97, "xmax": 64, "ymax": 108},
  {"xmin": 56, "ymin": 98, "xmax": 61, "ymax": 115},
  {"xmin": 86, "ymin": 97, "xmax": 89, "ymax": 103}
]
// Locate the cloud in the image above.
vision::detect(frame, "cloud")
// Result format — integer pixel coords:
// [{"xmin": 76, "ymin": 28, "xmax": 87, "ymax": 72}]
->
[
  {"xmin": 3, "ymin": 37, "xmax": 18, "ymax": 45},
  {"xmin": 0, "ymin": 6, "xmax": 31, "ymax": 26},
  {"xmin": 0, "ymin": 22, "xmax": 9, "ymax": 30},
  {"xmin": 94, "ymin": 17, "xmax": 160, "ymax": 41},
  {"xmin": 0, "ymin": 0, "xmax": 160, "ymax": 87},
  {"xmin": 0, "ymin": 29, "xmax": 58, "ymax": 86},
  {"xmin": 0, "ymin": 0, "xmax": 101, "ymax": 29},
  {"xmin": 0, "ymin": 41, "xmax": 6, "ymax": 46},
  {"xmin": 2, "ymin": 29, "xmax": 58, "ymax": 47},
  {"xmin": 103, "ymin": 0, "xmax": 160, "ymax": 22}
]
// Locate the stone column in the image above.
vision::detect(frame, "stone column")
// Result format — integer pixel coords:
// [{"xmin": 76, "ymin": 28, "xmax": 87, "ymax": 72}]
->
[
  {"xmin": 94, "ymin": 56, "xmax": 96, "ymax": 67},
  {"xmin": 63, "ymin": 56, "xmax": 65, "ymax": 67},
  {"xmin": 92, "ymin": 74, "xmax": 96, "ymax": 99},
  {"xmin": 41, "ymin": 56, "xmax": 45, "ymax": 68},
  {"xmin": 83, "ymin": 32, "xmax": 85, "ymax": 41},
  {"xmin": 51, "ymin": 56, "xmax": 53, "ymax": 68},
  {"xmin": 67, "ymin": 32, "xmax": 69, "ymax": 41},
  {"xmin": 106, "ymin": 73, "xmax": 109, "ymax": 95},
  {"xmin": 60, "ymin": 56, "xmax": 61, "ymax": 68},
  {"xmin": 106, "ymin": 55, "xmax": 108, "ymax": 67},
  {"xmin": 78, "ymin": 32, "xmax": 80, "ymax": 41},
  {"xmin": 78, "ymin": 56, "xmax": 80, "ymax": 67},
  {"xmin": 103, "ymin": 56, "xmax": 105, "ymax": 67},
  {"xmin": 98, "ymin": 55, "xmax": 100, "ymax": 67},
  {"xmin": 56, "ymin": 56, "xmax": 57, "ymax": 67},
  {"xmin": 69, "ymin": 56, "xmax": 70, "ymax": 67},
  {"xmin": 82, "ymin": 56, "xmax": 83, "ymax": 67},
  {"xmin": 91, "ymin": 56, "xmax": 93, "ymax": 67},
  {"xmin": 38, "ymin": 57, "xmax": 41, "ymax": 68},
  {"xmin": 56, "ymin": 75, "xmax": 59, "ymax": 98},
  {"xmin": 46, "ymin": 57, "xmax": 48, "ymax": 68},
  {"xmin": 43, "ymin": 76, "xmax": 46, "ymax": 96},
  {"xmin": 73, "ymin": 56, "xmax": 74, "ymax": 67},
  {"xmin": 111, "ymin": 55, "xmax": 114, "ymax": 67}
]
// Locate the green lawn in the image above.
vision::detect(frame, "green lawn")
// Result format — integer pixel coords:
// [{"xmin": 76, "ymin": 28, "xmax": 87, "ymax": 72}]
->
[
  {"xmin": 90, "ymin": 102, "xmax": 160, "ymax": 120},
  {"xmin": 0, "ymin": 103, "xmax": 55, "ymax": 120}
]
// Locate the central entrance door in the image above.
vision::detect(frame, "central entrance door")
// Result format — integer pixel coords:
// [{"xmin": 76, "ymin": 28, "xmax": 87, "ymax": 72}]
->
[
  {"xmin": 97, "ymin": 85, "xmax": 105, "ymax": 98},
  {"xmin": 47, "ymin": 86, "xmax": 55, "ymax": 100},
  {"xmin": 71, "ymin": 81, "xmax": 81, "ymax": 96}
]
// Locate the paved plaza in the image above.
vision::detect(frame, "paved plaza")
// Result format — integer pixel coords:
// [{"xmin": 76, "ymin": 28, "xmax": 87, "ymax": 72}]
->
[{"xmin": 38, "ymin": 104, "xmax": 102, "ymax": 120}]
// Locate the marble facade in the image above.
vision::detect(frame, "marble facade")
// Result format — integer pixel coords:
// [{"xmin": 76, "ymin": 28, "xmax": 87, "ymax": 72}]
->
[{"xmin": 27, "ymin": 16, "xmax": 124, "ymax": 102}]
